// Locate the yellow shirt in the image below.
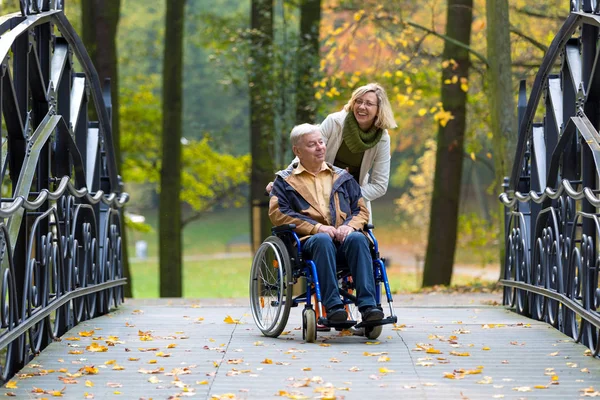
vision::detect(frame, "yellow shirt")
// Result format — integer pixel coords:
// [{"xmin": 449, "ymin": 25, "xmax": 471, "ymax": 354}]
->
[{"xmin": 293, "ymin": 162, "xmax": 333, "ymax": 224}]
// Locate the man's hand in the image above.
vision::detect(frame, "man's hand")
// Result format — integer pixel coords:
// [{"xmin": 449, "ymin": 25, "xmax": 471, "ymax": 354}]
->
[
  {"xmin": 318, "ymin": 225, "xmax": 337, "ymax": 239},
  {"xmin": 336, "ymin": 225, "xmax": 355, "ymax": 242}
]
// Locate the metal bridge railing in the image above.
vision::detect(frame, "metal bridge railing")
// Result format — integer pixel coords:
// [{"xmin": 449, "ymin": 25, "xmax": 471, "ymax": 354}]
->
[
  {"xmin": 0, "ymin": 1, "xmax": 129, "ymax": 382},
  {"xmin": 501, "ymin": 3, "xmax": 600, "ymax": 357}
]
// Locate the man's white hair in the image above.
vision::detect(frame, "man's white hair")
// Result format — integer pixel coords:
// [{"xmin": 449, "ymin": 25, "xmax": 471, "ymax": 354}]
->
[{"xmin": 290, "ymin": 123, "xmax": 321, "ymax": 146}]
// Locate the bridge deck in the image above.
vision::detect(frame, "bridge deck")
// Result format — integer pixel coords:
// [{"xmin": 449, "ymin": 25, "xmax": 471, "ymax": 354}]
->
[{"xmin": 1, "ymin": 295, "xmax": 599, "ymax": 399}]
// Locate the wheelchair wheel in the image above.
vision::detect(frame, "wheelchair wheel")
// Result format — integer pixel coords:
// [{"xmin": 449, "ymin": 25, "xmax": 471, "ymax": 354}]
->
[
  {"xmin": 249, "ymin": 236, "xmax": 293, "ymax": 338},
  {"xmin": 365, "ymin": 325, "xmax": 382, "ymax": 340},
  {"xmin": 303, "ymin": 308, "xmax": 316, "ymax": 343}
]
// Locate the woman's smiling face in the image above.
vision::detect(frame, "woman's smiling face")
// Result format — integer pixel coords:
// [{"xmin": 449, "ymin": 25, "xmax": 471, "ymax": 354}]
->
[{"xmin": 352, "ymin": 91, "xmax": 379, "ymax": 130}]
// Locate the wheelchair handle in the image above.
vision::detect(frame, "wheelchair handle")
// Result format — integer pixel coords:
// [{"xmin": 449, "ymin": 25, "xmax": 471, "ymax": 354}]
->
[{"xmin": 271, "ymin": 224, "xmax": 296, "ymax": 234}]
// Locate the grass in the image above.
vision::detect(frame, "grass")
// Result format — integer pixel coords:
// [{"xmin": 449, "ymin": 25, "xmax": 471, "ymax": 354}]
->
[
  {"xmin": 129, "ymin": 257, "xmax": 496, "ymax": 298},
  {"xmin": 127, "ymin": 199, "xmax": 499, "ymax": 298},
  {"xmin": 130, "ymin": 257, "xmax": 251, "ymax": 298},
  {"xmin": 128, "ymin": 207, "xmax": 250, "ymax": 258}
]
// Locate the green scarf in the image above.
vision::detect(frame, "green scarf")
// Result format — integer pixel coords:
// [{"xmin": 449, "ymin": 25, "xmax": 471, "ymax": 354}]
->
[{"xmin": 342, "ymin": 112, "xmax": 383, "ymax": 153}]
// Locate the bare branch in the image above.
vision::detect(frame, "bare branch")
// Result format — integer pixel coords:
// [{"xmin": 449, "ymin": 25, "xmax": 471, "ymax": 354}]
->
[
  {"xmin": 510, "ymin": 26, "xmax": 548, "ymax": 53},
  {"xmin": 509, "ymin": 5, "xmax": 567, "ymax": 22},
  {"xmin": 181, "ymin": 186, "xmax": 246, "ymax": 228},
  {"xmin": 404, "ymin": 20, "xmax": 489, "ymax": 67}
]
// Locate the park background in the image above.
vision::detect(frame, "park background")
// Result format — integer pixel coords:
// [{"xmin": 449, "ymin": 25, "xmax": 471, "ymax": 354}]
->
[{"xmin": 0, "ymin": 0, "xmax": 567, "ymax": 298}]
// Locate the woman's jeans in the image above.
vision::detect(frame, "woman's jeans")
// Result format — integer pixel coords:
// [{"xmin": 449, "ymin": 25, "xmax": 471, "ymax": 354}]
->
[{"xmin": 302, "ymin": 232, "xmax": 377, "ymax": 311}]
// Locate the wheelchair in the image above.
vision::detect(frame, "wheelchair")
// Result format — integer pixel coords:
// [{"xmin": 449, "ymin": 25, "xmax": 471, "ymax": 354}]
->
[{"xmin": 249, "ymin": 223, "xmax": 397, "ymax": 342}]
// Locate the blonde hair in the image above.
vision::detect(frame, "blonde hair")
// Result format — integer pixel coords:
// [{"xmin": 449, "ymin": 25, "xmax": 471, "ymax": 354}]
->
[
  {"xmin": 290, "ymin": 123, "xmax": 321, "ymax": 146},
  {"xmin": 343, "ymin": 83, "xmax": 397, "ymax": 130}
]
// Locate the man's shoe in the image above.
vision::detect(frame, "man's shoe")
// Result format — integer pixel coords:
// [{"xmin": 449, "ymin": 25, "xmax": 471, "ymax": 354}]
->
[
  {"xmin": 326, "ymin": 308, "xmax": 348, "ymax": 323},
  {"xmin": 361, "ymin": 307, "xmax": 384, "ymax": 322}
]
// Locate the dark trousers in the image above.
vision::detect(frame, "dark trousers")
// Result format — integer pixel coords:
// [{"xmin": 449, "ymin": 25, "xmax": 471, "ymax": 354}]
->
[{"xmin": 303, "ymin": 232, "xmax": 377, "ymax": 311}]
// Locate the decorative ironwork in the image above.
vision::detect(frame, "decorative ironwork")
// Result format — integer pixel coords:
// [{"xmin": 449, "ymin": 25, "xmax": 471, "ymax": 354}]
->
[
  {"xmin": 0, "ymin": 2, "xmax": 128, "ymax": 382},
  {"xmin": 500, "ymin": 2, "xmax": 600, "ymax": 355}
]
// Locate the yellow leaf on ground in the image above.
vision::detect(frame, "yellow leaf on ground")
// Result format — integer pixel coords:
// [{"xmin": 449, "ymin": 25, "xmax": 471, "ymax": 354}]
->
[
  {"xmin": 78, "ymin": 330, "xmax": 94, "ymax": 337},
  {"xmin": 68, "ymin": 350, "xmax": 83, "ymax": 355},
  {"xmin": 261, "ymin": 359, "xmax": 273, "ymax": 364},
  {"xmin": 426, "ymin": 348, "xmax": 441, "ymax": 354},
  {"xmin": 104, "ymin": 360, "xmax": 116, "ymax": 365},
  {"xmin": 167, "ymin": 343, "xmax": 177, "ymax": 349},
  {"xmin": 85, "ymin": 380, "xmax": 94, "ymax": 387},
  {"xmin": 224, "ymin": 315, "xmax": 240, "ymax": 324},
  {"xmin": 379, "ymin": 367, "xmax": 395, "ymax": 374},
  {"xmin": 86, "ymin": 343, "xmax": 108, "ymax": 352},
  {"xmin": 5, "ymin": 381, "xmax": 17, "ymax": 389},
  {"xmin": 82, "ymin": 366, "xmax": 99, "ymax": 375},
  {"xmin": 450, "ymin": 351, "xmax": 470, "ymax": 357}
]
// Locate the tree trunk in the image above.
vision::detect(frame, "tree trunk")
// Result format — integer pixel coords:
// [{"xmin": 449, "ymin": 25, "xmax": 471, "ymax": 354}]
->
[
  {"xmin": 159, "ymin": 0, "xmax": 185, "ymax": 297},
  {"xmin": 81, "ymin": 0, "xmax": 132, "ymax": 297},
  {"xmin": 295, "ymin": 0, "xmax": 321, "ymax": 125},
  {"xmin": 250, "ymin": 0, "xmax": 276, "ymax": 252},
  {"xmin": 422, "ymin": 0, "xmax": 472, "ymax": 287},
  {"xmin": 486, "ymin": 0, "xmax": 516, "ymax": 279}
]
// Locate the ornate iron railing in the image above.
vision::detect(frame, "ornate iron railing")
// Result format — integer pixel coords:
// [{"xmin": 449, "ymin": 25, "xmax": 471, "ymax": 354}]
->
[
  {"xmin": 0, "ymin": 0, "xmax": 128, "ymax": 382},
  {"xmin": 500, "ymin": 1, "xmax": 600, "ymax": 355}
]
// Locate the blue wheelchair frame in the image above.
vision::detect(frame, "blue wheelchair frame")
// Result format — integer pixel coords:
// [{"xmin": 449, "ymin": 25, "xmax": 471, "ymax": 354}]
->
[{"xmin": 271, "ymin": 223, "xmax": 397, "ymax": 330}]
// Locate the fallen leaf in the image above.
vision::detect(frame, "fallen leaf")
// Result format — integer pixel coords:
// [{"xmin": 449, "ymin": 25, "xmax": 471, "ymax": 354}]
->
[
  {"xmin": 513, "ymin": 386, "xmax": 532, "ymax": 392},
  {"xmin": 82, "ymin": 366, "xmax": 99, "ymax": 375},
  {"xmin": 5, "ymin": 381, "xmax": 17, "ymax": 389},
  {"xmin": 224, "ymin": 315, "xmax": 240, "ymax": 324},
  {"xmin": 79, "ymin": 330, "xmax": 94, "ymax": 337},
  {"xmin": 85, "ymin": 380, "xmax": 94, "ymax": 387}
]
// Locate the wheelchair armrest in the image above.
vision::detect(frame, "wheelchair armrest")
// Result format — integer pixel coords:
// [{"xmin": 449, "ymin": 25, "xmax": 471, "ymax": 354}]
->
[
  {"xmin": 271, "ymin": 224, "xmax": 296, "ymax": 234},
  {"xmin": 364, "ymin": 223, "xmax": 374, "ymax": 230}
]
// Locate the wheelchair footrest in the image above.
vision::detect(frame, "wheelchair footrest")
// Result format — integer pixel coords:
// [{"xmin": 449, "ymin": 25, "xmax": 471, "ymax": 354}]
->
[
  {"xmin": 318, "ymin": 317, "xmax": 357, "ymax": 330},
  {"xmin": 355, "ymin": 315, "xmax": 397, "ymax": 329}
]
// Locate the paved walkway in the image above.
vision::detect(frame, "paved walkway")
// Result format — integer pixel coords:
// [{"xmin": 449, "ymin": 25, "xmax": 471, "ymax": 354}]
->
[{"xmin": 1, "ymin": 294, "xmax": 599, "ymax": 399}]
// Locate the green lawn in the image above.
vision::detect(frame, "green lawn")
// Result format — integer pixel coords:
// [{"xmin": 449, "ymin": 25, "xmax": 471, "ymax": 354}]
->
[
  {"xmin": 129, "ymin": 256, "xmax": 495, "ymax": 298},
  {"xmin": 126, "ymin": 200, "xmax": 498, "ymax": 298},
  {"xmin": 128, "ymin": 207, "xmax": 250, "ymax": 259},
  {"xmin": 130, "ymin": 257, "xmax": 251, "ymax": 298}
]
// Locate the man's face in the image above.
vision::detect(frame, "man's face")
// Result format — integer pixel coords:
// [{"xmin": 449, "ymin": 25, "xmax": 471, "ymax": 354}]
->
[{"xmin": 293, "ymin": 131, "xmax": 326, "ymax": 168}]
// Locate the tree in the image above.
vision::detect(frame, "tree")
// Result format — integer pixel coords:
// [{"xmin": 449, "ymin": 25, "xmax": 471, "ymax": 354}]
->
[
  {"xmin": 295, "ymin": 0, "xmax": 321, "ymax": 124},
  {"xmin": 486, "ymin": 0, "xmax": 516, "ymax": 277},
  {"xmin": 159, "ymin": 0, "xmax": 185, "ymax": 297},
  {"xmin": 81, "ymin": 0, "xmax": 133, "ymax": 297},
  {"xmin": 422, "ymin": 0, "xmax": 473, "ymax": 287},
  {"xmin": 249, "ymin": 0, "xmax": 276, "ymax": 252}
]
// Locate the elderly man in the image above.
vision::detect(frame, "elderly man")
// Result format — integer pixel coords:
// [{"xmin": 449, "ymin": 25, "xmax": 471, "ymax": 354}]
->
[{"xmin": 269, "ymin": 123, "xmax": 384, "ymax": 323}]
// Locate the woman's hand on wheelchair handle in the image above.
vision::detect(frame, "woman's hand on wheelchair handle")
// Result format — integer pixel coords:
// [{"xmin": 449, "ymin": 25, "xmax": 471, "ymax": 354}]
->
[{"xmin": 265, "ymin": 181, "xmax": 274, "ymax": 194}]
